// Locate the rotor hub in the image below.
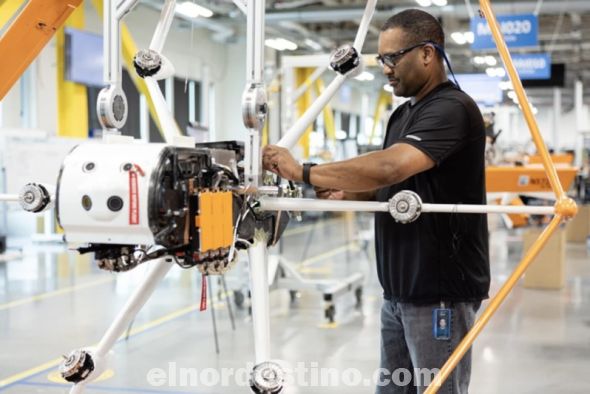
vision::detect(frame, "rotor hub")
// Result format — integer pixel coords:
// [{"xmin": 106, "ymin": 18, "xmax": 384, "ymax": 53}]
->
[
  {"xmin": 388, "ymin": 190, "xmax": 422, "ymax": 224},
  {"xmin": 18, "ymin": 183, "xmax": 51, "ymax": 213},
  {"xmin": 59, "ymin": 349, "xmax": 95, "ymax": 384},
  {"xmin": 97, "ymin": 85, "xmax": 128, "ymax": 130},
  {"xmin": 250, "ymin": 361, "xmax": 284, "ymax": 394},
  {"xmin": 329, "ymin": 44, "xmax": 360, "ymax": 75},
  {"xmin": 133, "ymin": 49, "xmax": 162, "ymax": 78},
  {"xmin": 242, "ymin": 84, "xmax": 268, "ymax": 130}
]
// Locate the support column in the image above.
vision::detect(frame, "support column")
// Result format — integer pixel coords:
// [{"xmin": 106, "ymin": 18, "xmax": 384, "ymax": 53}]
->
[
  {"xmin": 575, "ymin": 80, "xmax": 584, "ymax": 168},
  {"xmin": 552, "ymin": 87, "xmax": 561, "ymax": 151}
]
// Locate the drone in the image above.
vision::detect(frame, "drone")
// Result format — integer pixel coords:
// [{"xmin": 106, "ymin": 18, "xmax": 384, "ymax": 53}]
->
[{"xmin": 2, "ymin": 0, "xmax": 577, "ymax": 393}]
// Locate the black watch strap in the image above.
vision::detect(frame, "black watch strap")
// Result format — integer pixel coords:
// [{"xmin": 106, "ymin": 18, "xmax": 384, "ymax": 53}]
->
[{"xmin": 302, "ymin": 162, "xmax": 317, "ymax": 186}]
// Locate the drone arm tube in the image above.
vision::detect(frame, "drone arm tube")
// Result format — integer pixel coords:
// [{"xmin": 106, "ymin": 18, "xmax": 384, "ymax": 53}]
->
[
  {"xmin": 104, "ymin": 0, "xmax": 120, "ymax": 85},
  {"xmin": 149, "ymin": 0, "xmax": 176, "ymax": 53},
  {"xmin": 277, "ymin": 74, "xmax": 346, "ymax": 149},
  {"xmin": 353, "ymin": 0, "xmax": 377, "ymax": 52}
]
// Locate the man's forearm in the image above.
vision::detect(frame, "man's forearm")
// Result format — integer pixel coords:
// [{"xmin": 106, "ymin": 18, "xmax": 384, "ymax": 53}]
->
[{"xmin": 307, "ymin": 151, "xmax": 400, "ymax": 192}]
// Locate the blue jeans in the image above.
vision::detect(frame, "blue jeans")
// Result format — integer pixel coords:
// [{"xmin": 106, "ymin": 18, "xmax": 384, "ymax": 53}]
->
[{"xmin": 376, "ymin": 300, "xmax": 480, "ymax": 394}]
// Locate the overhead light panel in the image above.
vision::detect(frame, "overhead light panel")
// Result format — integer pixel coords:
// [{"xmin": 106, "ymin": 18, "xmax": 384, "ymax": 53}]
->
[
  {"xmin": 473, "ymin": 56, "xmax": 486, "ymax": 65},
  {"xmin": 486, "ymin": 67, "xmax": 506, "ymax": 78},
  {"xmin": 432, "ymin": 0, "xmax": 448, "ymax": 6},
  {"xmin": 452, "ymin": 32, "xmax": 474, "ymax": 45},
  {"xmin": 485, "ymin": 56, "xmax": 497, "ymax": 66},
  {"xmin": 451, "ymin": 32, "xmax": 467, "ymax": 45},
  {"xmin": 265, "ymin": 38, "xmax": 298, "ymax": 51},
  {"xmin": 176, "ymin": 1, "xmax": 213, "ymax": 18},
  {"xmin": 355, "ymin": 71, "xmax": 375, "ymax": 82},
  {"xmin": 383, "ymin": 84, "xmax": 393, "ymax": 93},
  {"xmin": 415, "ymin": 0, "xmax": 432, "ymax": 6}
]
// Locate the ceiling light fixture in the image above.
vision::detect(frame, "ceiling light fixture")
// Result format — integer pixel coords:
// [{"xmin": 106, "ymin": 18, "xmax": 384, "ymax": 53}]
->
[
  {"xmin": 451, "ymin": 32, "xmax": 467, "ymax": 45},
  {"xmin": 432, "ymin": 0, "xmax": 448, "ymax": 6},
  {"xmin": 265, "ymin": 38, "xmax": 298, "ymax": 51},
  {"xmin": 176, "ymin": 1, "xmax": 213, "ymax": 18},
  {"xmin": 486, "ymin": 67, "xmax": 506, "ymax": 78},
  {"xmin": 415, "ymin": 0, "xmax": 432, "ymax": 7},
  {"xmin": 355, "ymin": 71, "xmax": 375, "ymax": 81},
  {"xmin": 485, "ymin": 56, "xmax": 497, "ymax": 66},
  {"xmin": 473, "ymin": 56, "xmax": 486, "ymax": 65}
]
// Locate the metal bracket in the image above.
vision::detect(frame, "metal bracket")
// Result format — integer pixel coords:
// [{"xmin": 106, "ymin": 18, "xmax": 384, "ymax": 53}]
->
[
  {"xmin": 97, "ymin": 85, "xmax": 128, "ymax": 130},
  {"xmin": 242, "ymin": 84, "xmax": 269, "ymax": 130}
]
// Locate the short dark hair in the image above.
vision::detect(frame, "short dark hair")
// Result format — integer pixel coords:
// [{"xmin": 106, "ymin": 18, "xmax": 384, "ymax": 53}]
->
[{"xmin": 380, "ymin": 9, "xmax": 445, "ymax": 48}]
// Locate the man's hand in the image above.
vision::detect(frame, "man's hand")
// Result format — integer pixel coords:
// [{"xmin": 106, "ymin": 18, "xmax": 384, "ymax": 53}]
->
[
  {"xmin": 262, "ymin": 145, "xmax": 303, "ymax": 181},
  {"xmin": 314, "ymin": 187, "xmax": 345, "ymax": 200}
]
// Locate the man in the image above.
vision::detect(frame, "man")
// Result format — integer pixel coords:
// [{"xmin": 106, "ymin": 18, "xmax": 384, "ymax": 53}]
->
[{"xmin": 262, "ymin": 9, "xmax": 490, "ymax": 394}]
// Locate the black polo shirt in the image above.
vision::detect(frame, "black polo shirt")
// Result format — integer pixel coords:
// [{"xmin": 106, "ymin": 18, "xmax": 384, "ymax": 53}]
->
[{"xmin": 375, "ymin": 81, "xmax": 490, "ymax": 303}]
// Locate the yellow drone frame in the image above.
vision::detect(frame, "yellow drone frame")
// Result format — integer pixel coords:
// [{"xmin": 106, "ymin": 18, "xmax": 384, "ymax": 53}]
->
[{"xmin": 425, "ymin": 1, "xmax": 578, "ymax": 392}]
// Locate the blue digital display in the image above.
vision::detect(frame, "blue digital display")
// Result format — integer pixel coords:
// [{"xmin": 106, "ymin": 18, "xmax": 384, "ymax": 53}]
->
[
  {"xmin": 513, "ymin": 53, "xmax": 551, "ymax": 80},
  {"xmin": 65, "ymin": 27, "xmax": 104, "ymax": 87},
  {"xmin": 471, "ymin": 14, "xmax": 538, "ymax": 50}
]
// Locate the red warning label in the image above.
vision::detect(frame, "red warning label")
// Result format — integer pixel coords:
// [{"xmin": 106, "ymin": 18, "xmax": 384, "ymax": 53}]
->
[{"xmin": 129, "ymin": 170, "xmax": 139, "ymax": 225}]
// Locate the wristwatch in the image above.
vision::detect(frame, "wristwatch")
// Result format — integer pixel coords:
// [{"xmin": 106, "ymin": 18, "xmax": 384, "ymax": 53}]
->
[{"xmin": 302, "ymin": 162, "xmax": 317, "ymax": 186}]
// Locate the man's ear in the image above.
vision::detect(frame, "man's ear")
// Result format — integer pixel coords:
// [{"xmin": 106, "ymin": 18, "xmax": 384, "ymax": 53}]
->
[{"xmin": 422, "ymin": 45, "xmax": 436, "ymax": 65}]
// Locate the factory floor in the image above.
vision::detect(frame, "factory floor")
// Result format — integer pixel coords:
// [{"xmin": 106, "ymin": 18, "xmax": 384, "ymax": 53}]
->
[{"xmin": 0, "ymin": 214, "xmax": 589, "ymax": 393}]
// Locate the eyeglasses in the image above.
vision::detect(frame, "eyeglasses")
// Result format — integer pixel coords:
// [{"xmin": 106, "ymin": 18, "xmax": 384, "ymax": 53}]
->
[{"xmin": 376, "ymin": 41, "xmax": 432, "ymax": 69}]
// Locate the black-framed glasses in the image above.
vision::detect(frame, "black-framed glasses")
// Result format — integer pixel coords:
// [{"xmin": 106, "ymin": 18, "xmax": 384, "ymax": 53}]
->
[{"xmin": 376, "ymin": 41, "xmax": 431, "ymax": 68}]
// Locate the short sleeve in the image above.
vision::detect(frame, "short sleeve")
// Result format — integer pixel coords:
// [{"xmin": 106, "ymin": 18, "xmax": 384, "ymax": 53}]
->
[{"xmin": 396, "ymin": 98, "xmax": 471, "ymax": 166}]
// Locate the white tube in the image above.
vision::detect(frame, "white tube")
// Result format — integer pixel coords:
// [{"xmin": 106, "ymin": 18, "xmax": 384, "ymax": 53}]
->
[
  {"xmin": 289, "ymin": 66, "xmax": 327, "ymax": 105},
  {"xmin": 259, "ymin": 197, "xmax": 557, "ymax": 215},
  {"xmin": 278, "ymin": 73, "xmax": 347, "ymax": 149},
  {"xmin": 0, "ymin": 194, "xmax": 19, "ymax": 202},
  {"xmin": 352, "ymin": 0, "xmax": 378, "ymax": 52},
  {"xmin": 95, "ymin": 258, "xmax": 173, "ymax": 357},
  {"xmin": 149, "ymin": 0, "xmax": 176, "ymax": 53},
  {"xmin": 246, "ymin": 0, "xmax": 265, "ymax": 84},
  {"xmin": 259, "ymin": 197, "xmax": 389, "ymax": 212},
  {"xmin": 248, "ymin": 232, "xmax": 271, "ymax": 363},
  {"xmin": 254, "ymin": 0, "xmax": 265, "ymax": 84},
  {"xmin": 69, "ymin": 383, "xmax": 86, "ymax": 394},
  {"xmin": 245, "ymin": 129, "xmax": 261, "ymax": 186},
  {"xmin": 145, "ymin": 77, "xmax": 182, "ymax": 143},
  {"xmin": 116, "ymin": 0, "xmax": 139, "ymax": 20},
  {"xmin": 104, "ymin": 0, "xmax": 119, "ymax": 84},
  {"xmin": 232, "ymin": 0, "xmax": 247, "ymax": 14},
  {"xmin": 422, "ymin": 204, "xmax": 556, "ymax": 215}
]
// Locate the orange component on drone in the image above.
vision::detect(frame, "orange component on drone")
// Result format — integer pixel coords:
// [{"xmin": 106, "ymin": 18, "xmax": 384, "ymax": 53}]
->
[{"xmin": 195, "ymin": 191, "xmax": 233, "ymax": 253}]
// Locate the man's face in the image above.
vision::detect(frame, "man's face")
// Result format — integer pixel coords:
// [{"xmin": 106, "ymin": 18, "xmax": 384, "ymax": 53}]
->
[{"xmin": 378, "ymin": 28, "xmax": 425, "ymax": 98}]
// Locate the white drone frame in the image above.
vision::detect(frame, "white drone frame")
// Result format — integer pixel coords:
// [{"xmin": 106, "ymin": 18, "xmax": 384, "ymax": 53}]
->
[{"xmin": 0, "ymin": 1, "xmax": 576, "ymax": 393}]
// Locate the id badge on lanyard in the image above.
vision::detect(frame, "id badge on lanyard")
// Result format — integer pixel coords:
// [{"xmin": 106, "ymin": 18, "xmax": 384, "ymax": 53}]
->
[{"xmin": 433, "ymin": 302, "xmax": 452, "ymax": 340}]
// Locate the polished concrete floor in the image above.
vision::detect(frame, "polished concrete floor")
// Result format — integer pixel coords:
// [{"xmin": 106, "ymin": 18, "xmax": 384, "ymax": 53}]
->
[{"xmin": 0, "ymin": 214, "xmax": 589, "ymax": 393}]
